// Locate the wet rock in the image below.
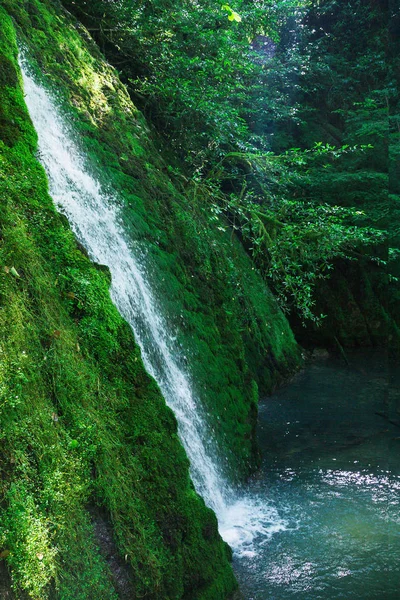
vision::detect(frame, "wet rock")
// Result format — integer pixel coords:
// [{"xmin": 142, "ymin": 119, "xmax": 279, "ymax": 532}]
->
[
  {"xmin": 311, "ymin": 348, "xmax": 330, "ymax": 360},
  {"xmin": 90, "ymin": 508, "xmax": 135, "ymax": 600}
]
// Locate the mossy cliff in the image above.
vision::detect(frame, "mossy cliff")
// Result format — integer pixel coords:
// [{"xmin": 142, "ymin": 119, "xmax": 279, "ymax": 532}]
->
[
  {"xmin": 0, "ymin": 0, "xmax": 300, "ymax": 598},
  {"xmin": 0, "ymin": 8, "xmax": 238, "ymax": 600},
  {"xmin": 2, "ymin": 0, "xmax": 300, "ymax": 478}
]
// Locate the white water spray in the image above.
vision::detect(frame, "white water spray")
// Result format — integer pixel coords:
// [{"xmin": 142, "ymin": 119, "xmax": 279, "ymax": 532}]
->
[{"xmin": 20, "ymin": 58, "xmax": 286, "ymax": 556}]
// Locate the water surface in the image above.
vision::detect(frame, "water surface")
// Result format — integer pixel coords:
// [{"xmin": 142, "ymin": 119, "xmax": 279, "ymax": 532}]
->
[{"xmin": 234, "ymin": 351, "xmax": 400, "ymax": 599}]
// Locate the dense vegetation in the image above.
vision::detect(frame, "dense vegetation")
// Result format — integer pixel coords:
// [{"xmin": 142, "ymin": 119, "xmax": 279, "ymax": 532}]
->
[
  {"xmin": 64, "ymin": 0, "xmax": 399, "ymax": 346},
  {"xmin": 0, "ymin": 0, "xmax": 398, "ymax": 598},
  {"xmin": 269, "ymin": 0, "xmax": 399, "ymax": 345}
]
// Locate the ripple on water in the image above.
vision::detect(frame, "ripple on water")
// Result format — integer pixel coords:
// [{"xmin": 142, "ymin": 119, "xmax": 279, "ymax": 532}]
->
[{"xmin": 233, "ymin": 350, "xmax": 400, "ymax": 599}]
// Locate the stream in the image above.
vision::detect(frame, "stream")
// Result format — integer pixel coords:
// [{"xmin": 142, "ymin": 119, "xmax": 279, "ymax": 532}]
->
[{"xmin": 233, "ymin": 350, "xmax": 400, "ymax": 599}]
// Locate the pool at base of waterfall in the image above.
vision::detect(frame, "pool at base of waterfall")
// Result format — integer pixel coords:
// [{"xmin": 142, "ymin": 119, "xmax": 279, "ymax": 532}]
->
[{"xmin": 232, "ymin": 349, "xmax": 400, "ymax": 599}]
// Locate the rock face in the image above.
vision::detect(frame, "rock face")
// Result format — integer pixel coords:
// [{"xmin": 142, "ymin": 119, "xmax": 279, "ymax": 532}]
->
[
  {"xmin": 0, "ymin": 1, "xmax": 300, "ymax": 597},
  {"xmin": 290, "ymin": 256, "xmax": 399, "ymax": 352},
  {"xmin": 4, "ymin": 0, "xmax": 300, "ymax": 478}
]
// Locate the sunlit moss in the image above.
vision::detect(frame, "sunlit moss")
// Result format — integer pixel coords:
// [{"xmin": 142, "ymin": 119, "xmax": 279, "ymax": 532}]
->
[
  {"xmin": 6, "ymin": 0, "xmax": 300, "ymax": 477},
  {"xmin": 0, "ymin": 6, "xmax": 238, "ymax": 598},
  {"xmin": 0, "ymin": 0, "xmax": 301, "ymax": 596}
]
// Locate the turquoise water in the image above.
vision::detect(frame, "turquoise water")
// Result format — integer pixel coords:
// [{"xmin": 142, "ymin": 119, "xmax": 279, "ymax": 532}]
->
[{"xmin": 234, "ymin": 351, "xmax": 400, "ymax": 599}]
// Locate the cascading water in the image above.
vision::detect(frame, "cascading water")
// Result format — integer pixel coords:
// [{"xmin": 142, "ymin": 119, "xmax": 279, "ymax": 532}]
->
[{"xmin": 20, "ymin": 57, "xmax": 286, "ymax": 557}]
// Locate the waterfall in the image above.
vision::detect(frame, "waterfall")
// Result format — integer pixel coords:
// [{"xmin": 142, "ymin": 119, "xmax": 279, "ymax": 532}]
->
[{"xmin": 20, "ymin": 57, "xmax": 286, "ymax": 557}]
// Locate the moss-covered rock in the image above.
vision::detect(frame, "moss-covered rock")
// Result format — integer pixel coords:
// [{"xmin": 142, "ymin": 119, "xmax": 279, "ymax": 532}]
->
[
  {"xmin": 2, "ymin": 0, "xmax": 300, "ymax": 481},
  {"xmin": 0, "ymin": 0, "xmax": 301, "ymax": 596},
  {"xmin": 290, "ymin": 255, "xmax": 400, "ymax": 352},
  {"xmin": 0, "ymin": 7, "xmax": 238, "ymax": 598}
]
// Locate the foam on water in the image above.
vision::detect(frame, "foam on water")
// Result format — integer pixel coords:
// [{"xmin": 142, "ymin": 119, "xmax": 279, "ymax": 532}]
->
[
  {"xmin": 219, "ymin": 496, "xmax": 287, "ymax": 557},
  {"xmin": 19, "ymin": 56, "xmax": 286, "ymax": 555}
]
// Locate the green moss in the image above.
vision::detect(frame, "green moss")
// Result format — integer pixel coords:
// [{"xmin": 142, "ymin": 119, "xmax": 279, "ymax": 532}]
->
[
  {"xmin": 0, "ymin": 6, "xmax": 237, "ymax": 598},
  {"xmin": 1, "ymin": 0, "xmax": 300, "ymax": 482},
  {"xmin": 0, "ymin": 55, "xmax": 18, "ymax": 87},
  {"xmin": 0, "ymin": 0, "xmax": 302, "ymax": 594}
]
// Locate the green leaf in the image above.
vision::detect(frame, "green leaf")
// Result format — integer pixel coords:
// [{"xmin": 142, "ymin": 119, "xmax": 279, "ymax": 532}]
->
[
  {"xmin": 10, "ymin": 267, "xmax": 20, "ymax": 278},
  {"xmin": 221, "ymin": 4, "xmax": 242, "ymax": 23}
]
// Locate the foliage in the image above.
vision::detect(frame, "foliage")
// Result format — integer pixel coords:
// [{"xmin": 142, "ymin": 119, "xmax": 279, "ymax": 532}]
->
[
  {"xmin": 270, "ymin": 0, "xmax": 398, "ymax": 341},
  {"xmin": 184, "ymin": 143, "xmax": 385, "ymax": 323},
  {"xmin": 61, "ymin": 0, "xmax": 308, "ymax": 167},
  {"xmin": 61, "ymin": 0, "xmax": 397, "ymax": 333}
]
